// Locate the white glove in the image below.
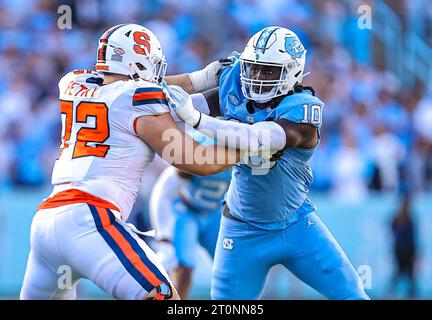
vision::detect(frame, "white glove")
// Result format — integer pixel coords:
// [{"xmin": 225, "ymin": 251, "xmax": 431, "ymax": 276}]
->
[
  {"xmin": 164, "ymin": 84, "xmax": 201, "ymax": 127},
  {"xmin": 156, "ymin": 241, "xmax": 178, "ymax": 273},
  {"xmin": 188, "ymin": 58, "xmax": 233, "ymax": 92}
]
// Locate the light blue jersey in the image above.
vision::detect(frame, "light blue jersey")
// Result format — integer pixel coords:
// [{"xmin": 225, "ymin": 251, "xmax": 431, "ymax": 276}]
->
[
  {"xmin": 172, "ymin": 129, "xmax": 231, "ymax": 268},
  {"xmin": 219, "ymin": 55, "xmax": 324, "ymax": 230},
  {"xmin": 180, "ymin": 127, "xmax": 232, "ymax": 213},
  {"xmin": 211, "ymin": 53, "xmax": 368, "ymax": 300},
  {"xmin": 179, "ymin": 170, "xmax": 232, "ymax": 213}
]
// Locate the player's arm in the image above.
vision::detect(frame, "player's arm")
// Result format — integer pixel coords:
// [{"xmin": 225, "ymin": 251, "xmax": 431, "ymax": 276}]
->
[
  {"xmin": 200, "ymin": 87, "xmax": 222, "ymax": 117},
  {"xmin": 164, "ymin": 74, "xmax": 195, "ymax": 94},
  {"xmin": 274, "ymin": 119, "xmax": 318, "ymax": 149},
  {"xmin": 165, "ymin": 59, "xmax": 232, "ymax": 93},
  {"xmin": 136, "ymin": 113, "xmax": 243, "ymax": 176},
  {"xmin": 194, "ymin": 114, "xmax": 316, "ymax": 151},
  {"xmin": 167, "ymin": 85, "xmax": 320, "ymax": 152},
  {"xmin": 166, "ymin": 85, "xmax": 287, "ymax": 153}
]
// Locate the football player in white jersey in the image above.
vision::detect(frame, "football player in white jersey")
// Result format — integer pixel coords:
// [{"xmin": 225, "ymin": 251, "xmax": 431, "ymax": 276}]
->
[{"xmin": 20, "ymin": 23, "xmax": 241, "ymax": 300}]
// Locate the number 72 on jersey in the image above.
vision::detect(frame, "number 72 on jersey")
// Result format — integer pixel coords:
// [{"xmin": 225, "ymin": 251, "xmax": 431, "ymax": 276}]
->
[{"xmin": 59, "ymin": 100, "xmax": 110, "ymax": 159}]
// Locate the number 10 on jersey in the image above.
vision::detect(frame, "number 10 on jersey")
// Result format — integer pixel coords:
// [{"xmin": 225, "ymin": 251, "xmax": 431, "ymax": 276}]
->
[{"xmin": 301, "ymin": 104, "xmax": 322, "ymax": 126}]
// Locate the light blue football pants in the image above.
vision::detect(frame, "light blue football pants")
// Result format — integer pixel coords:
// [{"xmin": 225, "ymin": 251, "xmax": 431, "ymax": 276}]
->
[{"xmin": 211, "ymin": 212, "xmax": 370, "ymax": 300}]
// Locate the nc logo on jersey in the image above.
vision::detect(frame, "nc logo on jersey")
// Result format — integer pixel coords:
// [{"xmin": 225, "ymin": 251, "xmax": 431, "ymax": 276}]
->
[
  {"xmin": 246, "ymin": 115, "xmax": 255, "ymax": 123},
  {"xmin": 283, "ymin": 36, "xmax": 305, "ymax": 59},
  {"xmin": 222, "ymin": 238, "xmax": 234, "ymax": 250},
  {"xmin": 228, "ymin": 94, "xmax": 239, "ymax": 106}
]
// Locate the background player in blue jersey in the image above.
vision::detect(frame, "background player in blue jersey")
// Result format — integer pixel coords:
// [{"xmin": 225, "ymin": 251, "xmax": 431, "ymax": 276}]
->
[
  {"xmin": 166, "ymin": 26, "xmax": 369, "ymax": 300},
  {"xmin": 150, "ymin": 130, "xmax": 231, "ymax": 299}
]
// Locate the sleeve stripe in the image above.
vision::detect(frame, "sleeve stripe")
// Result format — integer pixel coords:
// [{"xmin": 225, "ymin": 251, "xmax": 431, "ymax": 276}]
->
[
  {"xmin": 132, "ymin": 98, "xmax": 168, "ymax": 106},
  {"xmin": 134, "ymin": 87, "xmax": 163, "ymax": 94},
  {"xmin": 133, "ymin": 91, "xmax": 166, "ymax": 102}
]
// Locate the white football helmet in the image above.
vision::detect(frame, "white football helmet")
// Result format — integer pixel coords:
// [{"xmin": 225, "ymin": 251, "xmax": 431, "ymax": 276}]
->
[
  {"xmin": 95, "ymin": 23, "xmax": 167, "ymax": 84},
  {"xmin": 240, "ymin": 26, "xmax": 307, "ymax": 103}
]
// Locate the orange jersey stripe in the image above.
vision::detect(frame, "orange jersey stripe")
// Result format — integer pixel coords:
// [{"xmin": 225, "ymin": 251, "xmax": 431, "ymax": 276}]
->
[
  {"xmin": 95, "ymin": 207, "xmax": 163, "ymax": 287},
  {"xmin": 132, "ymin": 91, "xmax": 166, "ymax": 102},
  {"xmin": 38, "ymin": 189, "xmax": 120, "ymax": 212}
]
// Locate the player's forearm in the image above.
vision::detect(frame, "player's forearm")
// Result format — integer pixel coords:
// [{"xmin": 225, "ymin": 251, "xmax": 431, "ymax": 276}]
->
[
  {"xmin": 196, "ymin": 113, "xmax": 287, "ymax": 153},
  {"xmin": 137, "ymin": 113, "xmax": 241, "ymax": 176},
  {"xmin": 165, "ymin": 60, "xmax": 226, "ymax": 94},
  {"xmin": 165, "ymin": 74, "xmax": 195, "ymax": 94},
  {"xmin": 170, "ymin": 145, "xmax": 242, "ymax": 176},
  {"xmin": 167, "ymin": 86, "xmax": 286, "ymax": 152}
]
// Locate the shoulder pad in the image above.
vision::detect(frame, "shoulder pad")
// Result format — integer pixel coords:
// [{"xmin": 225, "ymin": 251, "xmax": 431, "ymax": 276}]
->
[
  {"xmin": 127, "ymin": 81, "xmax": 169, "ymax": 117},
  {"xmin": 58, "ymin": 69, "xmax": 104, "ymax": 98}
]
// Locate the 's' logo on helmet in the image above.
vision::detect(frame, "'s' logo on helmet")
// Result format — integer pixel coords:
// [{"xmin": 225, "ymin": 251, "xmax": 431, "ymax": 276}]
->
[{"xmin": 284, "ymin": 36, "xmax": 305, "ymax": 59}]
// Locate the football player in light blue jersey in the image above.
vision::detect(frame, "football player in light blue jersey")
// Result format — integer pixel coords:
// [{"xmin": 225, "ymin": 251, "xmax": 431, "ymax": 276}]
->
[
  {"xmin": 165, "ymin": 26, "xmax": 369, "ymax": 300},
  {"xmin": 150, "ymin": 129, "xmax": 231, "ymax": 299}
]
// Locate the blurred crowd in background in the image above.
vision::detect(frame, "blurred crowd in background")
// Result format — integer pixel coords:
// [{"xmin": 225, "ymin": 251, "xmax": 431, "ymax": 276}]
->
[
  {"xmin": 0, "ymin": 0, "xmax": 432, "ymax": 300},
  {"xmin": 0, "ymin": 0, "xmax": 431, "ymax": 201}
]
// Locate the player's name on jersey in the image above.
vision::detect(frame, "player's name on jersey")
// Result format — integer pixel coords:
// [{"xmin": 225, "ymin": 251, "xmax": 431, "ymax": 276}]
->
[{"xmin": 63, "ymin": 80, "xmax": 99, "ymax": 98}]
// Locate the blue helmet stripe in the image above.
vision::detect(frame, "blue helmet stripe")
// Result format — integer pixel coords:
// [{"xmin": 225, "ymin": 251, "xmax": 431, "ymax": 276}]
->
[{"xmin": 255, "ymin": 27, "xmax": 280, "ymax": 54}]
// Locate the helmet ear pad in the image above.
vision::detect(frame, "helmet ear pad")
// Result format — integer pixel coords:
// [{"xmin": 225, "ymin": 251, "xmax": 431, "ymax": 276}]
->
[{"xmin": 239, "ymin": 26, "xmax": 307, "ymax": 103}]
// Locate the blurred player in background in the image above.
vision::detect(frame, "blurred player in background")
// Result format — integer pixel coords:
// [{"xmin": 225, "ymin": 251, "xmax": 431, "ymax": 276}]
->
[
  {"xmin": 390, "ymin": 194, "xmax": 418, "ymax": 298},
  {"xmin": 150, "ymin": 161, "xmax": 231, "ymax": 299},
  {"xmin": 167, "ymin": 26, "xmax": 369, "ymax": 299},
  {"xmin": 20, "ymin": 23, "xmax": 240, "ymax": 300}
]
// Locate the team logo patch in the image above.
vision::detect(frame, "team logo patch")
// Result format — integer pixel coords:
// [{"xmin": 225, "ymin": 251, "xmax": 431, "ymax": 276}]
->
[
  {"xmin": 306, "ymin": 218, "xmax": 315, "ymax": 228},
  {"xmin": 283, "ymin": 36, "xmax": 305, "ymax": 59},
  {"xmin": 111, "ymin": 47, "xmax": 125, "ymax": 62},
  {"xmin": 246, "ymin": 115, "xmax": 255, "ymax": 123},
  {"xmin": 113, "ymin": 47, "xmax": 125, "ymax": 55},
  {"xmin": 228, "ymin": 94, "xmax": 239, "ymax": 106},
  {"xmin": 222, "ymin": 238, "xmax": 234, "ymax": 250}
]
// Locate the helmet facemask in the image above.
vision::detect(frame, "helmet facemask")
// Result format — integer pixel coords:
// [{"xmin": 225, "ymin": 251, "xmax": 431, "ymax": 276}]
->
[
  {"xmin": 240, "ymin": 58, "xmax": 304, "ymax": 103},
  {"xmin": 130, "ymin": 54, "xmax": 167, "ymax": 84}
]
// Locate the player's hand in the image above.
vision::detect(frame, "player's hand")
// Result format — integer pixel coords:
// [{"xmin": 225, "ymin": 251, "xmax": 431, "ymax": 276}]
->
[
  {"xmin": 188, "ymin": 58, "xmax": 234, "ymax": 92},
  {"xmin": 156, "ymin": 241, "xmax": 178, "ymax": 273},
  {"xmin": 163, "ymin": 84, "xmax": 201, "ymax": 127}
]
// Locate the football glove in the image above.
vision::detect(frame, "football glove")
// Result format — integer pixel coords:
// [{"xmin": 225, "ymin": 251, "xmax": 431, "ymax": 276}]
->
[
  {"xmin": 188, "ymin": 58, "xmax": 233, "ymax": 92},
  {"xmin": 163, "ymin": 84, "xmax": 202, "ymax": 127}
]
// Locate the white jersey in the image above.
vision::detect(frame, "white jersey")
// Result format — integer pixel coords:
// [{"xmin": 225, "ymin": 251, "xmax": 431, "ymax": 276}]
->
[{"xmin": 50, "ymin": 69, "xmax": 169, "ymax": 219}]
